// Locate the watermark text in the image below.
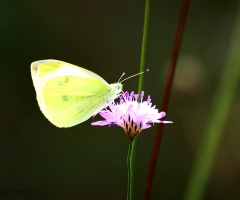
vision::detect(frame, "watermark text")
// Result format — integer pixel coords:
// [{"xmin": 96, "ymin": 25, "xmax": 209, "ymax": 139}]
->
[{"xmin": 0, "ymin": 189, "xmax": 36, "ymax": 196}]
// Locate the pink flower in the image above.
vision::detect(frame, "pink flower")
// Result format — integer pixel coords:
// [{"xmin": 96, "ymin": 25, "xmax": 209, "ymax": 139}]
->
[{"xmin": 92, "ymin": 91, "xmax": 173, "ymax": 138}]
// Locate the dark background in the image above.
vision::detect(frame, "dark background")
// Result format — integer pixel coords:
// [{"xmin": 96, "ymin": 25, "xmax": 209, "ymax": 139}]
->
[{"xmin": 0, "ymin": 0, "xmax": 239, "ymax": 199}]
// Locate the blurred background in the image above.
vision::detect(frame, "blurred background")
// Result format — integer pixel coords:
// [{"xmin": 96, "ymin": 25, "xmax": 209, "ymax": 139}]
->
[{"xmin": 0, "ymin": 0, "xmax": 239, "ymax": 199}]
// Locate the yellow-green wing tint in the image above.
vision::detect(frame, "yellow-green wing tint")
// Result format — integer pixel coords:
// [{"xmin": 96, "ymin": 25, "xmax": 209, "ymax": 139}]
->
[{"xmin": 41, "ymin": 76, "xmax": 110, "ymax": 127}]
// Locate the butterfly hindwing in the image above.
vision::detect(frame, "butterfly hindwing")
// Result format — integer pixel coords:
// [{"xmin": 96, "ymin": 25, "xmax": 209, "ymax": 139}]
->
[{"xmin": 42, "ymin": 75, "xmax": 110, "ymax": 127}]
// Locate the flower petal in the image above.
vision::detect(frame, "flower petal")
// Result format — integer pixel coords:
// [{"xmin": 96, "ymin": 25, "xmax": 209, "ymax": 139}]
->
[
  {"xmin": 91, "ymin": 91, "xmax": 173, "ymax": 136},
  {"xmin": 160, "ymin": 120, "xmax": 173, "ymax": 124},
  {"xmin": 91, "ymin": 121, "xmax": 111, "ymax": 126},
  {"xmin": 159, "ymin": 111, "xmax": 166, "ymax": 118}
]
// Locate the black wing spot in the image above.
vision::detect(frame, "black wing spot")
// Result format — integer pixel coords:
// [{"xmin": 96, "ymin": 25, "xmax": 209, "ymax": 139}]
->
[
  {"xmin": 57, "ymin": 77, "xmax": 69, "ymax": 86},
  {"xmin": 62, "ymin": 95, "xmax": 69, "ymax": 102},
  {"xmin": 64, "ymin": 77, "xmax": 70, "ymax": 83}
]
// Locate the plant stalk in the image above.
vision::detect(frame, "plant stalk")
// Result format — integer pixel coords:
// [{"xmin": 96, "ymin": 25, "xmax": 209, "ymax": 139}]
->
[
  {"xmin": 127, "ymin": 138, "xmax": 136, "ymax": 200},
  {"xmin": 145, "ymin": 0, "xmax": 191, "ymax": 199},
  {"xmin": 127, "ymin": 0, "xmax": 150, "ymax": 199}
]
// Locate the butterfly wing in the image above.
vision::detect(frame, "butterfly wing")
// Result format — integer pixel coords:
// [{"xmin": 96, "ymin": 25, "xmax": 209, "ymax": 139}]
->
[
  {"xmin": 42, "ymin": 76, "xmax": 110, "ymax": 127},
  {"xmin": 31, "ymin": 59, "xmax": 109, "ymax": 92},
  {"xmin": 31, "ymin": 60, "xmax": 111, "ymax": 127}
]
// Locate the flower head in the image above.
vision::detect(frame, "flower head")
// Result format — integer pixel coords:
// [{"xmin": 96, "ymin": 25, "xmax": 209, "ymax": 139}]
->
[{"xmin": 92, "ymin": 91, "xmax": 172, "ymax": 138}]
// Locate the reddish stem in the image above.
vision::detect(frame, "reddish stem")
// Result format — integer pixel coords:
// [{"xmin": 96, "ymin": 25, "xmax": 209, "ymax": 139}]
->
[{"xmin": 145, "ymin": 0, "xmax": 191, "ymax": 199}]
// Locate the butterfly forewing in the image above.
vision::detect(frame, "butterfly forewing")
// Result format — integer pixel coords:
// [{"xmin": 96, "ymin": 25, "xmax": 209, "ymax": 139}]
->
[{"xmin": 37, "ymin": 60, "xmax": 109, "ymax": 86}]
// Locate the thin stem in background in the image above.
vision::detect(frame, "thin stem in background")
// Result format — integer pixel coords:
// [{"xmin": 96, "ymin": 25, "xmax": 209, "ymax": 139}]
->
[
  {"xmin": 145, "ymin": 0, "xmax": 191, "ymax": 199},
  {"xmin": 184, "ymin": 2, "xmax": 240, "ymax": 200},
  {"xmin": 127, "ymin": 138, "xmax": 136, "ymax": 200},
  {"xmin": 138, "ymin": 0, "xmax": 150, "ymax": 95},
  {"xmin": 126, "ymin": 0, "xmax": 150, "ymax": 199}
]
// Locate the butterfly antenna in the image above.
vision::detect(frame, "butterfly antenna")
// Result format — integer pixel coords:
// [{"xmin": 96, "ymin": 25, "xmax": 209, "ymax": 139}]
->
[
  {"xmin": 118, "ymin": 72, "xmax": 125, "ymax": 83},
  {"xmin": 120, "ymin": 69, "xmax": 149, "ymax": 83}
]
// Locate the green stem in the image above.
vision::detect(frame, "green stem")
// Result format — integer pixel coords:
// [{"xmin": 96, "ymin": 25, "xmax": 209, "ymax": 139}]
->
[
  {"xmin": 138, "ymin": 0, "xmax": 150, "ymax": 95},
  {"xmin": 127, "ymin": 137, "xmax": 136, "ymax": 200},
  {"xmin": 184, "ymin": 2, "xmax": 240, "ymax": 200},
  {"xmin": 126, "ymin": 0, "xmax": 150, "ymax": 199}
]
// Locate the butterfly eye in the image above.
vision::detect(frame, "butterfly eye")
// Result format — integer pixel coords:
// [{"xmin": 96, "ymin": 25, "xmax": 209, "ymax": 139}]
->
[{"xmin": 116, "ymin": 84, "xmax": 122, "ymax": 91}]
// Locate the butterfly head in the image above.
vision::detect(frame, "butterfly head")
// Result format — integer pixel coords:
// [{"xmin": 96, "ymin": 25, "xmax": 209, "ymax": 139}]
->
[
  {"xmin": 113, "ymin": 83, "xmax": 123, "ymax": 93},
  {"xmin": 110, "ymin": 83, "xmax": 123, "ymax": 99}
]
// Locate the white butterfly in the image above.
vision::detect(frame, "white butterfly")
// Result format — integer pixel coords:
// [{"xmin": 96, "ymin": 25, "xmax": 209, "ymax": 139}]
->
[{"xmin": 31, "ymin": 60, "xmax": 122, "ymax": 128}]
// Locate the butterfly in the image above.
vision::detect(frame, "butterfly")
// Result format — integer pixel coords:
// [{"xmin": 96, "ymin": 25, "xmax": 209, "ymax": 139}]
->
[{"xmin": 31, "ymin": 60, "xmax": 122, "ymax": 128}]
